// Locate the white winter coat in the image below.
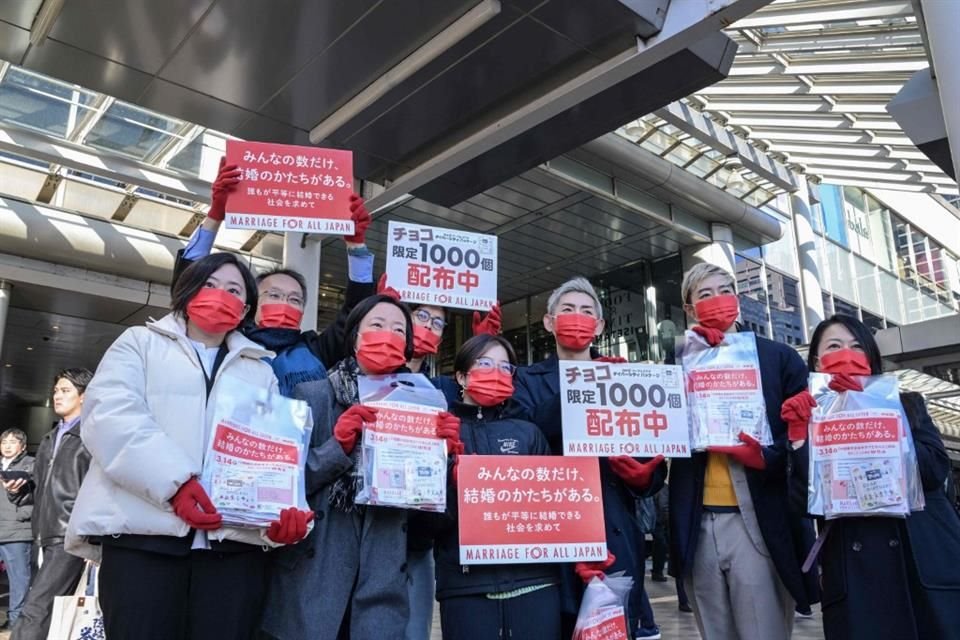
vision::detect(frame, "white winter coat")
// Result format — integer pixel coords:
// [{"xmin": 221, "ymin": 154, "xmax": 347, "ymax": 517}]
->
[{"xmin": 66, "ymin": 313, "xmax": 282, "ymax": 560}]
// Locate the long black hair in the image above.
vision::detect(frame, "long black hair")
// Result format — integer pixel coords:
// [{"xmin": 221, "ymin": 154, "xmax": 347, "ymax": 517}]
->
[
  {"xmin": 343, "ymin": 294, "xmax": 415, "ymax": 361},
  {"xmin": 171, "ymin": 253, "xmax": 259, "ymax": 325},
  {"xmin": 454, "ymin": 334, "xmax": 517, "ymax": 376},
  {"xmin": 807, "ymin": 314, "xmax": 882, "ymax": 375}
]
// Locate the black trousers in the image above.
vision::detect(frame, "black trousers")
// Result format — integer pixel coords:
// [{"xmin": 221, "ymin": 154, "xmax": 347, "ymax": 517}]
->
[
  {"xmin": 439, "ymin": 586, "xmax": 561, "ymax": 640},
  {"xmin": 11, "ymin": 543, "xmax": 85, "ymax": 640},
  {"xmin": 99, "ymin": 544, "xmax": 269, "ymax": 640}
]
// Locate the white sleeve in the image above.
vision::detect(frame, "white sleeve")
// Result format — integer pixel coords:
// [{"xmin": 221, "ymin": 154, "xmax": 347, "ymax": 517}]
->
[{"xmin": 81, "ymin": 329, "xmax": 196, "ymax": 507}]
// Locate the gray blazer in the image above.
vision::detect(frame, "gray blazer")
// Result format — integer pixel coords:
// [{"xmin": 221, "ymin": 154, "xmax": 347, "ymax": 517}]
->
[{"xmin": 261, "ymin": 379, "xmax": 410, "ymax": 640}]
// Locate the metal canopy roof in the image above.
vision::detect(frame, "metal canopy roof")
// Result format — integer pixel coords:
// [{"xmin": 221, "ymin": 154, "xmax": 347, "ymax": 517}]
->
[{"xmin": 680, "ymin": 0, "xmax": 958, "ymax": 197}]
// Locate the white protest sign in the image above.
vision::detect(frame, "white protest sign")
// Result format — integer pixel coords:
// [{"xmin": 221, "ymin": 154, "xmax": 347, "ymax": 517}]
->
[
  {"xmin": 560, "ymin": 361, "xmax": 691, "ymax": 457},
  {"xmin": 386, "ymin": 221, "xmax": 497, "ymax": 311}
]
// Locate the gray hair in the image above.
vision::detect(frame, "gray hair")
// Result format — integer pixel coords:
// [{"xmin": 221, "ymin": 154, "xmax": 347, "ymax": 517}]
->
[
  {"xmin": 546, "ymin": 277, "xmax": 603, "ymax": 319},
  {"xmin": 680, "ymin": 263, "xmax": 735, "ymax": 305},
  {"xmin": 0, "ymin": 428, "xmax": 27, "ymax": 448}
]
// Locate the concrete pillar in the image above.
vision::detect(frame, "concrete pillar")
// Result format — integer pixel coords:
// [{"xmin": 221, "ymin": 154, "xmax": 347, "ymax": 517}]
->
[
  {"xmin": 0, "ymin": 281, "xmax": 10, "ymax": 361},
  {"xmin": 282, "ymin": 233, "xmax": 321, "ymax": 332},
  {"xmin": 680, "ymin": 222, "xmax": 735, "ymax": 275},
  {"xmin": 791, "ymin": 179, "xmax": 825, "ymax": 339},
  {"xmin": 642, "ymin": 262, "xmax": 660, "ymax": 362},
  {"xmin": 921, "ymin": 0, "xmax": 960, "ymax": 183}
]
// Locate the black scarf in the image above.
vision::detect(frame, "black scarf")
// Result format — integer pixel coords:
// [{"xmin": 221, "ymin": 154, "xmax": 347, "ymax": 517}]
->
[{"xmin": 328, "ymin": 357, "xmax": 363, "ymax": 513}]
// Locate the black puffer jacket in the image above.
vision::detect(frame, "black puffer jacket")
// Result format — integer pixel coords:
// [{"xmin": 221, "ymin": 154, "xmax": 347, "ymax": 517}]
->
[
  {"xmin": 434, "ymin": 402, "xmax": 560, "ymax": 600},
  {"xmin": 22, "ymin": 423, "xmax": 90, "ymax": 547},
  {"xmin": 0, "ymin": 452, "xmax": 34, "ymax": 543}
]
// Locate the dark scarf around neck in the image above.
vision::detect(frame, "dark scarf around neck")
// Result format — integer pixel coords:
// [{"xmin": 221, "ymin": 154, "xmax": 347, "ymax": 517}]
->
[{"xmin": 246, "ymin": 326, "xmax": 327, "ymax": 397}]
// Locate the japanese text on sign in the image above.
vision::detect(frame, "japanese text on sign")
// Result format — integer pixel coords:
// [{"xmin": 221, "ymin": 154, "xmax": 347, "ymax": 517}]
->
[
  {"xmin": 386, "ymin": 221, "xmax": 497, "ymax": 311},
  {"xmin": 561, "ymin": 362, "xmax": 691, "ymax": 457},
  {"xmin": 811, "ymin": 410, "xmax": 903, "ymax": 462},
  {"xmin": 224, "ymin": 140, "xmax": 354, "ymax": 234},
  {"xmin": 458, "ymin": 455, "xmax": 606, "ymax": 565},
  {"xmin": 575, "ymin": 607, "xmax": 630, "ymax": 640},
  {"xmin": 212, "ymin": 422, "xmax": 299, "ymax": 464}
]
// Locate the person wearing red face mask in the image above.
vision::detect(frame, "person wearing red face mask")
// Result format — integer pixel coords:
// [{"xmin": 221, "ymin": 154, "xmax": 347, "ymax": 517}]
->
[
  {"xmin": 174, "ymin": 158, "xmax": 377, "ymax": 398},
  {"xmin": 782, "ymin": 314, "xmax": 960, "ymax": 640},
  {"xmin": 430, "ymin": 334, "xmax": 560, "ymax": 640},
  {"xmin": 374, "ymin": 277, "xmax": 502, "ymax": 640},
  {"xmin": 667, "ymin": 263, "xmax": 811, "ymax": 640},
  {"xmin": 507, "ymin": 277, "xmax": 666, "ymax": 640},
  {"xmin": 262, "ymin": 294, "xmax": 463, "ymax": 640},
  {"xmin": 61, "ymin": 253, "xmax": 311, "ymax": 640}
]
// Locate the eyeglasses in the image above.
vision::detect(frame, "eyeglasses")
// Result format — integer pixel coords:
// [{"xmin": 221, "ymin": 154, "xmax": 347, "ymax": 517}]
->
[
  {"xmin": 414, "ymin": 308, "xmax": 446, "ymax": 333},
  {"xmin": 472, "ymin": 357, "xmax": 516, "ymax": 376},
  {"xmin": 261, "ymin": 289, "xmax": 305, "ymax": 309}
]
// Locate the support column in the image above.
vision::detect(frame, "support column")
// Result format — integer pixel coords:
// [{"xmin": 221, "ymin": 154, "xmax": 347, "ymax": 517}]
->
[
  {"xmin": 921, "ymin": 0, "xmax": 960, "ymax": 182},
  {"xmin": 0, "ymin": 281, "xmax": 9, "ymax": 361},
  {"xmin": 680, "ymin": 222, "xmax": 735, "ymax": 275},
  {"xmin": 282, "ymin": 233, "xmax": 321, "ymax": 332},
  {"xmin": 641, "ymin": 262, "xmax": 660, "ymax": 362},
  {"xmin": 791, "ymin": 179, "xmax": 825, "ymax": 339}
]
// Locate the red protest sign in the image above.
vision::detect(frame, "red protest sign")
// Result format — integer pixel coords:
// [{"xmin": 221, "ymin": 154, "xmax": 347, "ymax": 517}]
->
[
  {"xmin": 457, "ymin": 455, "xmax": 606, "ymax": 565},
  {"xmin": 575, "ymin": 607, "xmax": 631, "ymax": 640},
  {"xmin": 224, "ymin": 140, "xmax": 354, "ymax": 234},
  {"xmin": 212, "ymin": 421, "xmax": 299, "ymax": 464}
]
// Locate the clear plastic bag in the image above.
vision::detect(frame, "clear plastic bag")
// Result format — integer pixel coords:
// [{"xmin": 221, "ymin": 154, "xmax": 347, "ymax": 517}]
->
[
  {"xmin": 680, "ymin": 330, "xmax": 772, "ymax": 449},
  {"xmin": 356, "ymin": 373, "xmax": 449, "ymax": 512},
  {"xmin": 572, "ymin": 572, "xmax": 634, "ymax": 640},
  {"xmin": 807, "ymin": 373, "xmax": 925, "ymax": 519},
  {"xmin": 201, "ymin": 377, "xmax": 313, "ymax": 528}
]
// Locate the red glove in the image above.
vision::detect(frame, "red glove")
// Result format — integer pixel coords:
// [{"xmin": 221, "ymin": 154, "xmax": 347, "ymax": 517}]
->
[
  {"xmin": 377, "ymin": 274, "xmax": 401, "ymax": 301},
  {"xmin": 170, "ymin": 478, "xmax": 222, "ymax": 530},
  {"xmin": 607, "ymin": 455, "xmax": 664, "ymax": 491},
  {"xmin": 435, "ymin": 411, "xmax": 463, "ymax": 454},
  {"xmin": 594, "ymin": 356, "xmax": 627, "ymax": 364},
  {"xmin": 708, "ymin": 433, "xmax": 766, "ymax": 470},
  {"xmin": 267, "ymin": 507, "xmax": 314, "ymax": 544},
  {"xmin": 575, "ymin": 551, "xmax": 617, "ymax": 583},
  {"xmin": 829, "ymin": 373, "xmax": 863, "ymax": 393},
  {"xmin": 472, "ymin": 302, "xmax": 502, "ymax": 336},
  {"xmin": 691, "ymin": 325, "xmax": 725, "ymax": 347},
  {"xmin": 334, "ymin": 405, "xmax": 377, "ymax": 455},
  {"xmin": 344, "ymin": 194, "xmax": 371, "ymax": 244},
  {"xmin": 208, "ymin": 156, "xmax": 242, "ymax": 222},
  {"xmin": 781, "ymin": 390, "xmax": 817, "ymax": 443}
]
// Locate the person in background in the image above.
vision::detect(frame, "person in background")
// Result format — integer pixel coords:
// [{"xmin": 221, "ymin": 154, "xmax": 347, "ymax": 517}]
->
[
  {"xmin": 434, "ymin": 334, "xmax": 560, "ymax": 640},
  {"xmin": 65, "ymin": 253, "xmax": 310, "ymax": 640},
  {"xmin": 262, "ymin": 294, "xmax": 463, "ymax": 640},
  {"xmin": 175, "ymin": 157, "xmax": 376, "ymax": 394},
  {"xmin": 782, "ymin": 314, "xmax": 960, "ymax": 639},
  {"xmin": 11, "ymin": 368, "xmax": 93, "ymax": 640},
  {"xmin": 0, "ymin": 428, "xmax": 33, "ymax": 630},
  {"xmin": 509, "ymin": 276, "xmax": 665, "ymax": 640},
  {"xmin": 668, "ymin": 263, "xmax": 808, "ymax": 640}
]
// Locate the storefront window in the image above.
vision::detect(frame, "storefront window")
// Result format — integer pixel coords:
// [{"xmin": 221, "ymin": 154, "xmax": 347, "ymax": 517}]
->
[
  {"xmin": 736, "ymin": 254, "xmax": 769, "ymax": 337},
  {"xmin": 761, "ymin": 208, "xmax": 799, "ymax": 277},
  {"xmin": 862, "ymin": 310, "xmax": 885, "ymax": 333},
  {"xmin": 820, "ymin": 184, "xmax": 848, "ymax": 247},
  {"xmin": 833, "ymin": 296, "xmax": 859, "ymax": 319},
  {"xmin": 766, "ymin": 270, "xmax": 803, "ymax": 345}
]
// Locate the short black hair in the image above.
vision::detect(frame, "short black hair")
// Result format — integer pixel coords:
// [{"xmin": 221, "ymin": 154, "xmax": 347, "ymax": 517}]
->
[
  {"xmin": 0, "ymin": 428, "xmax": 27, "ymax": 447},
  {"xmin": 343, "ymin": 294, "xmax": 415, "ymax": 362},
  {"xmin": 410, "ymin": 303, "xmax": 448, "ymax": 321},
  {"xmin": 257, "ymin": 268, "xmax": 307, "ymax": 299},
  {"xmin": 171, "ymin": 253, "xmax": 258, "ymax": 325},
  {"xmin": 807, "ymin": 314, "xmax": 883, "ymax": 375},
  {"xmin": 454, "ymin": 334, "xmax": 517, "ymax": 376},
  {"xmin": 53, "ymin": 368, "xmax": 94, "ymax": 395}
]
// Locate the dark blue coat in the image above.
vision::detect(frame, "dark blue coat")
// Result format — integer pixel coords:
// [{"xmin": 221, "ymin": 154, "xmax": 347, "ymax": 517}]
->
[
  {"xmin": 507, "ymin": 355, "xmax": 666, "ymax": 632},
  {"xmin": 667, "ymin": 335, "xmax": 810, "ymax": 608},
  {"xmin": 793, "ymin": 392, "xmax": 960, "ymax": 640}
]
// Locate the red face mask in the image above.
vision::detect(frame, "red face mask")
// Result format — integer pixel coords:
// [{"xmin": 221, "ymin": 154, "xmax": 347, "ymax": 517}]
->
[
  {"xmin": 554, "ymin": 314, "xmax": 598, "ymax": 351},
  {"xmin": 258, "ymin": 304, "xmax": 303, "ymax": 330},
  {"xmin": 412, "ymin": 325, "xmax": 441, "ymax": 358},
  {"xmin": 356, "ymin": 330, "xmax": 408, "ymax": 374},
  {"xmin": 186, "ymin": 288, "xmax": 245, "ymax": 333},
  {"xmin": 466, "ymin": 368, "xmax": 515, "ymax": 407},
  {"xmin": 694, "ymin": 294, "xmax": 740, "ymax": 331},
  {"xmin": 819, "ymin": 349, "xmax": 872, "ymax": 376}
]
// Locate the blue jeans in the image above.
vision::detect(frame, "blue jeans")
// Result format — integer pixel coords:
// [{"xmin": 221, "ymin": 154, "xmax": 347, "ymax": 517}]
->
[{"xmin": 0, "ymin": 541, "xmax": 32, "ymax": 623}]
